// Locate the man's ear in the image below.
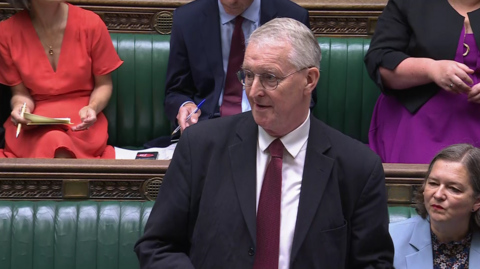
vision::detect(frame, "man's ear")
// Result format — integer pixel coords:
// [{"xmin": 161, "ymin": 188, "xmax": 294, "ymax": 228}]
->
[{"xmin": 304, "ymin": 67, "xmax": 320, "ymax": 96}]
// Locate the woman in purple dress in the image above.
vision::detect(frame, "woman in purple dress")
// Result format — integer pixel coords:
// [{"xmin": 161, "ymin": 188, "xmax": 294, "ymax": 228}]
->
[{"xmin": 365, "ymin": 0, "xmax": 480, "ymax": 163}]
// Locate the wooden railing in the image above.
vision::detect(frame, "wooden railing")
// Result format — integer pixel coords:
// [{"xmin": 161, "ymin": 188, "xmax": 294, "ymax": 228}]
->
[
  {"xmin": 0, "ymin": 0, "xmax": 387, "ymax": 36},
  {"xmin": 0, "ymin": 159, "xmax": 425, "ymax": 205}
]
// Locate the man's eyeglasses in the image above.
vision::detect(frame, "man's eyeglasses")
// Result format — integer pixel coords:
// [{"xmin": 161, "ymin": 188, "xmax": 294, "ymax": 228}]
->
[{"xmin": 236, "ymin": 67, "xmax": 309, "ymax": 91}]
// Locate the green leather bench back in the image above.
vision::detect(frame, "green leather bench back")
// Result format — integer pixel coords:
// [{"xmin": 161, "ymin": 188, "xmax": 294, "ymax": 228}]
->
[
  {"xmin": 0, "ymin": 36, "xmax": 378, "ymax": 148},
  {"xmin": 0, "ymin": 201, "xmax": 415, "ymax": 269},
  {"xmin": 105, "ymin": 35, "xmax": 377, "ymax": 148},
  {"xmin": 106, "ymin": 34, "xmax": 171, "ymax": 148},
  {"xmin": 315, "ymin": 38, "xmax": 378, "ymax": 144}
]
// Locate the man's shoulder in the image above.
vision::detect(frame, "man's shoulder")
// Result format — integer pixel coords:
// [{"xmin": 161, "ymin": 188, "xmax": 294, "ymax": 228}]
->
[
  {"xmin": 273, "ymin": 0, "xmax": 308, "ymax": 12},
  {"xmin": 186, "ymin": 112, "xmax": 253, "ymax": 140},
  {"xmin": 268, "ymin": 0, "xmax": 308, "ymax": 18},
  {"xmin": 174, "ymin": 0, "xmax": 212, "ymax": 17},
  {"xmin": 313, "ymin": 117, "xmax": 378, "ymax": 163}
]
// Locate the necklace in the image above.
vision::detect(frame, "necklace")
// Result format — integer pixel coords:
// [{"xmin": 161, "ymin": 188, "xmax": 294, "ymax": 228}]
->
[
  {"xmin": 464, "ymin": 40, "xmax": 470, "ymax": 57},
  {"xmin": 40, "ymin": 28, "xmax": 55, "ymax": 56},
  {"xmin": 34, "ymin": 24, "xmax": 56, "ymax": 56},
  {"xmin": 47, "ymin": 45, "xmax": 54, "ymax": 56},
  {"xmin": 464, "ymin": 23, "xmax": 470, "ymax": 57}
]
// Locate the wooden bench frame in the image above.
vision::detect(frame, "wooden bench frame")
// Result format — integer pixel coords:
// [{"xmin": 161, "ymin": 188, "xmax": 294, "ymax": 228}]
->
[
  {"xmin": 0, "ymin": 0, "xmax": 387, "ymax": 36},
  {"xmin": 0, "ymin": 159, "xmax": 426, "ymax": 205},
  {"xmin": 0, "ymin": 0, "xmax": 416, "ymax": 204}
]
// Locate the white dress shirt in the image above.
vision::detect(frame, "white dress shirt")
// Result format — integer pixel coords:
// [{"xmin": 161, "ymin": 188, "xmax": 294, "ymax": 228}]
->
[{"xmin": 256, "ymin": 111, "xmax": 310, "ymax": 269}]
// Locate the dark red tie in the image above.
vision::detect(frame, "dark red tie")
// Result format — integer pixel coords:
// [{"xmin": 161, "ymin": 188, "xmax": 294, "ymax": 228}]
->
[
  {"xmin": 253, "ymin": 139, "xmax": 284, "ymax": 269},
  {"xmin": 220, "ymin": 16, "xmax": 245, "ymax": 117}
]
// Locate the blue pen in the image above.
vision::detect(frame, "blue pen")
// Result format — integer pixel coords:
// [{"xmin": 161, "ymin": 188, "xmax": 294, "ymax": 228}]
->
[{"xmin": 171, "ymin": 99, "xmax": 206, "ymax": 135}]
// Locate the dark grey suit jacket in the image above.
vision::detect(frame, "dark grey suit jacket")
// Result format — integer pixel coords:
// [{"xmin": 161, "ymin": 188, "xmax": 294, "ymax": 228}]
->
[{"xmin": 135, "ymin": 112, "xmax": 394, "ymax": 269}]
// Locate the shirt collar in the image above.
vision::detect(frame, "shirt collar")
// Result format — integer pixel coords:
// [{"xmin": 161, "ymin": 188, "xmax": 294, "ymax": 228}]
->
[
  {"xmin": 258, "ymin": 111, "xmax": 310, "ymax": 159},
  {"xmin": 218, "ymin": 0, "xmax": 261, "ymax": 25}
]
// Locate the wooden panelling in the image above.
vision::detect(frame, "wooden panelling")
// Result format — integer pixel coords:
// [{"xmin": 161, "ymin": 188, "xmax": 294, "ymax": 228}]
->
[
  {"xmin": 0, "ymin": 158, "xmax": 168, "ymax": 200},
  {"xmin": 0, "ymin": 159, "xmax": 425, "ymax": 204},
  {"xmin": 0, "ymin": 0, "xmax": 387, "ymax": 36}
]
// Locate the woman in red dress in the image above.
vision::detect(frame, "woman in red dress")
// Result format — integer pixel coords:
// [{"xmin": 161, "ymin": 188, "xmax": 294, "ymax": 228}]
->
[{"xmin": 0, "ymin": 0, "xmax": 123, "ymax": 158}]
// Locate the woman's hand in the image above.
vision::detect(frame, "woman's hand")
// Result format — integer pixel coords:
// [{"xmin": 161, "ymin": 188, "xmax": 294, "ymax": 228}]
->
[
  {"xmin": 10, "ymin": 82, "xmax": 34, "ymax": 126},
  {"xmin": 72, "ymin": 106, "xmax": 97, "ymax": 131},
  {"xmin": 10, "ymin": 103, "xmax": 31, "ymax": 126},
  {"xmin": 467, "ymin": 84, "xmax": 480, "ymax": 103},
  {"xmin": 428, "ymin": 60, "xmax": 474, "ymax": 94}
]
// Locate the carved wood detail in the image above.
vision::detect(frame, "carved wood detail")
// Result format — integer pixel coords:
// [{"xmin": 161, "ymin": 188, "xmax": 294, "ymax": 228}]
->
[
  {"xmin": 0, "ymin": 7, "xmax": 15, "ymax": 21},
  {"xmin": 0, "ymin": 179, "xmax": 63, "ymax": 198},
  {"xmin": 0, "ymin": 0, "xmax": 386, "ymax": 36},
  {"xmin": 311, "ymin": 17, "xmax": 368, "ymax": 35},
  {"xmin": 90, "ymin": 180, "xmax": 144, "ymax": 199},
  {"xmin": 0, "ymin": 159, "xmax": 426, "ymax": 205}
]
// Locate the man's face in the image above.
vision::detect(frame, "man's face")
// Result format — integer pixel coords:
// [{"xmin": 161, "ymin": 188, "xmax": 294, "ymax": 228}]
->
[
  {"xmin": 243, "ymin": 42, "xmax": 314, "ymax": 137},
  {"xmin": 220, "ymin": 0, "xmax": 254, "ymax": 16}
]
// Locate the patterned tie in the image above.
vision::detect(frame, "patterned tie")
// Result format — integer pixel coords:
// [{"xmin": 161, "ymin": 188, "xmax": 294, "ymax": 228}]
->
[
  {"xmin": 220, "ymin": 16, "xmax": 245, "ymax": 117},
  {"xmin": 253, "ymin": 139, "xmax": 284, "ymax": 269}
]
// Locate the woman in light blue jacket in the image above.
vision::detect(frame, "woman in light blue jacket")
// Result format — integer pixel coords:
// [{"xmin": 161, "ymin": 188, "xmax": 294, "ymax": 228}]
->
[{"xmin": 390, "ymin": 144, "xmax": 480, "ymax": 269}]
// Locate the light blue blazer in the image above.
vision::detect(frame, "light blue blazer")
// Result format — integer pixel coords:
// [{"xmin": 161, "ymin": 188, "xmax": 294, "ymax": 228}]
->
[{"xmin": 390, "ymin": 215, "xmax": 480, "ymax": 269}]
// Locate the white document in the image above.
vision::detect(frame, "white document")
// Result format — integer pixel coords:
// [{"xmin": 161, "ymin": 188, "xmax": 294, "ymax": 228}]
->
[{"xmin": 114, "ymin": 143, "xmax": 178, "ymax": 160}]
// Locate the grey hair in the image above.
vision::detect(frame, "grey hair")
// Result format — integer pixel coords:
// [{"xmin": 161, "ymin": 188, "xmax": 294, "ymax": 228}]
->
[
  {"xmin": 6, "ymin": 0, "xmax": 30, "ymax": 9},
  {"xmin": 248, "ymin": 17, "xmax": 321, "ymax": 70}
]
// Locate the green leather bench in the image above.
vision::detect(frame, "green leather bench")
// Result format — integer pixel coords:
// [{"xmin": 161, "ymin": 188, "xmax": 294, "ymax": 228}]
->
[
  {"xmin": 0, "ymin": 201, "xmax": 415, "ymax": 269},
  {"xmin": 105, "ymin": 34, "xmax": 377, "ymax": 148},
  {"xmin": 0, "ymin": 35, "xmax": 377, "ymax": 148}
]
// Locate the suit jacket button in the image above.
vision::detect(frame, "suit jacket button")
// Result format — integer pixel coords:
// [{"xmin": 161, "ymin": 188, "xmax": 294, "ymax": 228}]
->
[{"xmin": 248, "ymin": 247, "xmax": 254, "ymax": 256}]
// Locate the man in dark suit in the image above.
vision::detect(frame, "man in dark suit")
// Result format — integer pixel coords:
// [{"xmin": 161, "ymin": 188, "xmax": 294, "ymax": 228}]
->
[
  {"xmin": 163, "ymin": 0, "xmax": 314, "ymax": 134},
  {"xmin": 135, "ymin": 18, "xmax": 394, "ymax": 269}
]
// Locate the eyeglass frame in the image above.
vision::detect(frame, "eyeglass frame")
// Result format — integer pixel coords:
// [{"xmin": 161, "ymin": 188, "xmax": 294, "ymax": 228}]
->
[{"xmin": 236, "ymin": 67, "xmax": 312, "ymax": 91}]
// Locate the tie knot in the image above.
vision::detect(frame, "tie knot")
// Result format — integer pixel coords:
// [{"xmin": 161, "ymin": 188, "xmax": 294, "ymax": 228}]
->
[
  {"xmin": 268, "ymin": 139, "xmax": 284, "ymax": 159},
  {"xmin": 234, "ymin": 16, "xmax": 244, "ymax": 27}
]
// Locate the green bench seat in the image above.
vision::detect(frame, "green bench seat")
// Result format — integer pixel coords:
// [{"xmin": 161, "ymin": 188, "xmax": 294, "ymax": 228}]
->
[
  {"xmin": 105, "ymin": 34, "xmax": 378, "ymax": 148},
  {"xmin": 1, "ymin": 35, "xmax": 378, "ymax": 148},
  {"xmin": 0, "ymin": 201, "xmax": 414, "ymax": 269}
]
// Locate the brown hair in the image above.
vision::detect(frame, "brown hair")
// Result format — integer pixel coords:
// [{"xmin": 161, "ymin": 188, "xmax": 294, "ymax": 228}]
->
[{"xmin": 414, "ymin": 143, "xmax": 480, "ymax": 230}]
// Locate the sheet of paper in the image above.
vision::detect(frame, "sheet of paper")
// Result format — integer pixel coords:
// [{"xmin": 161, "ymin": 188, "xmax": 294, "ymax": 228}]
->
[
  {"xmin": 24, "ymin": 112, "xmax": 72, "ymax": 124},
  {"xmin": 114, "ymin": 143, "xmax": 178, "ymax": 160}
]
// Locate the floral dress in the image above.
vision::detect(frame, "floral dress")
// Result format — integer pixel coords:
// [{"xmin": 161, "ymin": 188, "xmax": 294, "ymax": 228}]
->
[{"xmin": 432, "ymin": 231, "xmax": 472, "ymax": 269}]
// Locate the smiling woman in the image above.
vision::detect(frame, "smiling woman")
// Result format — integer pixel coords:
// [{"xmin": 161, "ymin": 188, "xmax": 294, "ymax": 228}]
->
[{"xmin": 389, "ymin": 143, "xmax": 480, "ymax": 269}]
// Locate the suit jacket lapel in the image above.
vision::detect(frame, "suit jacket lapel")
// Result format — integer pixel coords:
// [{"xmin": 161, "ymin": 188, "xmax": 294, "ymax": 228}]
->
[
  {"xmin": 470, "ymin": 232, "xmax": 480, "ymax": 268},
  {"xmin": 290, "ymin": 118, "xmax": 334, "ymax": 260},
  {"xmin": 201, "ymin": 0, "xmax": 225, "ymax": 106},
  {"xmin": 260, "ymin": 0, "xmax": 278, "ymax": 25},
  {"xmin": 229, "ymin": 113, "xmax": 259, "ymax": 244},
  {"xmin": 406, "ymin": 217, "xmax": 433, "ymax": 269}
]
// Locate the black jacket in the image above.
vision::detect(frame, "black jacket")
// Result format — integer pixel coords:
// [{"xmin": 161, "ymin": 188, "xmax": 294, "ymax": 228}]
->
[
  {"xmin": 135, "ymin": 112, "xmax": 394, "ymax": 269},
  {"xmin": 365, "ymin": 0, "xmax": 480, "ymax": 113}
]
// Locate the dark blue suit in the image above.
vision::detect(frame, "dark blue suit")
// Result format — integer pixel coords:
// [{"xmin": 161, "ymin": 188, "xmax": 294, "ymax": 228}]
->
[{"xmin": 163, "ymin": 0, "xmax": 313, "ymax": 124}]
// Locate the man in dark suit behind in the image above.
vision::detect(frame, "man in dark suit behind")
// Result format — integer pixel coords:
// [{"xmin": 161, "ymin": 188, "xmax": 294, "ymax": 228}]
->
[
  {"xmin": 135, "ymin": 18, "xmax": 394, "ymax": 269},
  {"xmin": 162, "ymin": 0, "xmax": 314, "ymax": 134}
]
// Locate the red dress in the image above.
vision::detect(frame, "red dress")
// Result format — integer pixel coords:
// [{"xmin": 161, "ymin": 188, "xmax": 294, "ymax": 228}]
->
[{"xmin": 0, "ymin": 4, "xmax": 123, "ymax": 158}]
